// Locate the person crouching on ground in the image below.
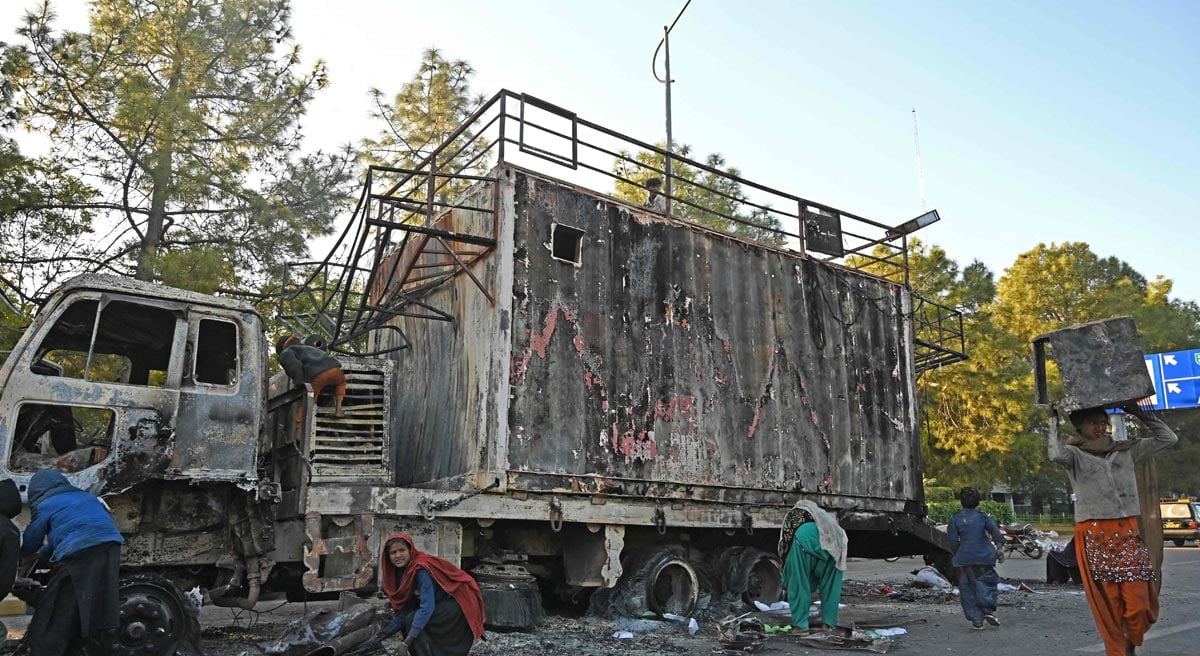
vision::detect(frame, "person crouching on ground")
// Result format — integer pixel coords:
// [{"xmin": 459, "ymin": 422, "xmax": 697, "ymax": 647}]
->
[
  {"xmin": 1049, "ymin": 402, "xmax": 1177, "ymax": 656},
  {"xmin": 377, "ymin": 533, "xmax": 485, "ymax": 656},
  {"xmin": 276, "ymin": 335, "xmax": 347, "ymax": 429},
  {"xmin": 777, "ymin": 500, "xmax": 848, "ymax": 632},
  {"xmin": 948, "ymin": 486, "xmax": 1003, "ymax": 630},
  {"xmin": 20, "ymin": 470, "xmax": 124, "ymax": 656}
]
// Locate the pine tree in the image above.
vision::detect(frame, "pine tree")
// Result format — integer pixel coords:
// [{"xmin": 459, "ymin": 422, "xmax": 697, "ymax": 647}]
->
[{"xmin": 6, "ymin": 0, "xmax": 356, "ymax": 290}]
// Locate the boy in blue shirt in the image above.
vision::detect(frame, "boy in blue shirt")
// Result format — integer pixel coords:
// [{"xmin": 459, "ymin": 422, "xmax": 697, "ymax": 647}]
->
[{"xmin": 947, "ymin": 486, "xmax": 1004, "ymax": 630}]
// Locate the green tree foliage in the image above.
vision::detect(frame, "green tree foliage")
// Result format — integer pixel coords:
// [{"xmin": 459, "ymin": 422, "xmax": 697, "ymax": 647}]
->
[
  {"xmin": 926, "ymin": 500, "xmax": 1014, "ymax": 525},
  {"xmin": 361, "ymin": 48, "xmax": 486, "ymax": 203},
  {"xmin": 1, "ymin": 55, "xmax": 95, "ymax": 344},
  {"xmin": 993, "ymin": 242, "xmax": 1200, "ymax": 351},
  {"xmin": 913, "ymin": 240, "xmax": 1200, "ymax": 495},
  {"xmin": 5, "ymin": 0, "xmax": 356, "ymax": 290},
  {"xmin": 612, "ymin": 144, "xmax": 787, "ymax": 246}
]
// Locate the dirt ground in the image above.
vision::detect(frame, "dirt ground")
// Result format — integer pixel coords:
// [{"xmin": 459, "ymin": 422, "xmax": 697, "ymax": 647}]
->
[
  {"xmin": 8, "ymin": 550, "xmax": 1197, "ymax": 656},
  {"xmin": 185, "ymin": 572, "xmax": 1087, "ymax": 656}
]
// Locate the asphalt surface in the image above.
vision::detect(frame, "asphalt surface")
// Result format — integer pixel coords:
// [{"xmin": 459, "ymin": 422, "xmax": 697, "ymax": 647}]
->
[{"xmin": 1, "ymin": 544, "xmax": 1197, "ymax": 655}]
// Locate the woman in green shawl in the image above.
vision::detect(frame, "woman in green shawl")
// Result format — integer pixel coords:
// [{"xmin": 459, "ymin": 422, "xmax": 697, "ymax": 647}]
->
[{"xmin": 777, "ymin": 500, "xmax": 849, "ymax": 631}]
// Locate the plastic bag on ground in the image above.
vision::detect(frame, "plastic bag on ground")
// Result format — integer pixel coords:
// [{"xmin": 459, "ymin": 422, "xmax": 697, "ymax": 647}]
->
[{"xmin": 911, "ymin": 566, "xmax": 951, "ymax": 589}]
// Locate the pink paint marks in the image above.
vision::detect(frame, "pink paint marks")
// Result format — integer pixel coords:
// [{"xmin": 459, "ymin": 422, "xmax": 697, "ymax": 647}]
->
[
  {"xmin": 611, "ymin": 420, "xmax": 620, "ymax": 452},
  {"xmin": 722, "ymin": 339, "xmax": 734, "ymax": 364},
  {"xmin": 714, "ymin": 371, "xmax": 727, "ymax": 385},
  {"xmin": 618, "ymin": 429, "xmax": 658, "ymax": 463},
  {"xmin": 573, "ymin": 334, "xmax": 584, "ymax": 356},
  {"xmin": 510, "ymin": 349, "xmax": 533, "ymax": 384},
  {"xmin": 654, "ymin": 396, "xmax": 697, "ymax": 424},
  {"xmin": 529, "ymin": 307, "xmax": 560, "ymax": 359},
  {"xmin": 819, "ymin": 474, "xmax": 833, "ymax": 493},
  {"xmin": 810, "ymin": 410, "xmax": 820, "ymax": 427},
  {"xmin": 747, "ymin": 402, "xmax": 763, "ymax": 439}
]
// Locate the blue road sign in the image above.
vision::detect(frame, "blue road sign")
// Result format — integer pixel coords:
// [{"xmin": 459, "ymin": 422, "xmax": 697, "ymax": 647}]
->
[{"xmin": 1144, "ymin": 348, "xmax": 1200, "ymax": 411}]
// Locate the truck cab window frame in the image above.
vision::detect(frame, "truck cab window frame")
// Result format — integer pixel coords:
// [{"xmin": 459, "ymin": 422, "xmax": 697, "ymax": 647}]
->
[{"xmin": 30, "ymin": 296, "xmax": 182, "ymax": 388}]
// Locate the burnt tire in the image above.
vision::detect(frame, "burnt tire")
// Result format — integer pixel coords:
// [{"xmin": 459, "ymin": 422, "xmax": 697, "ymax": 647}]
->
[
  {"xmin": 105, "ymin": 575, "xmax": 202, "ymax": 656},
  {"xmin": 717, "ymin": 547, "xmax": 783, "ymax": 608},
  {"xmin": 601, "ymin": 546, "xmax": 699, "ymax": 619}
]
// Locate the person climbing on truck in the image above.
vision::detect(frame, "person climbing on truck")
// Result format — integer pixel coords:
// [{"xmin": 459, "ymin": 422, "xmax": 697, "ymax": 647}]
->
[
  {"xmin": 20, "ymin": 470, "xmax": 124, "ymax": 656},
  {"xmin": 373, "ymin": 533, "xmax": 485, "ymax": 656},
  {"xmin": 276, "ymin": 335, "xmax": 347, "ymax": 429},
  {"xmin": 777, "ymin": 500, "xmax": 848, "ymax": 632}
]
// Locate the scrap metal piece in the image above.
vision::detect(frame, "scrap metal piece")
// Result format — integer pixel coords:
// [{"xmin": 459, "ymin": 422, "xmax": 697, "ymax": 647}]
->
[{"xmin": 303, "ymin": 512, "xmax": 376, "ymax": 593}]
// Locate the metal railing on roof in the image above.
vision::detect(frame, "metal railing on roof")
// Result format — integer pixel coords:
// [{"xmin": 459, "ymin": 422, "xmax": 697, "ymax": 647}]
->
[{"xmin": 278, "ymin": 89, "xmax": 954, "ymax": 359}]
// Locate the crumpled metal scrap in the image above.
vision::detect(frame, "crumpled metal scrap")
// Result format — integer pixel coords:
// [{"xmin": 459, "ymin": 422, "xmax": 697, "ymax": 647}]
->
[{"xmin": 716, "ymin": 614, "xmax": 766, "ymax": 652}]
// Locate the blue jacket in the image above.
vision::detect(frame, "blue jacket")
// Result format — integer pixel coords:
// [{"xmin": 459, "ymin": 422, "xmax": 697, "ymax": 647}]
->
[
  {"xmin": 947, "ymin": 507, "xmax": 1003, "ymax": 567},
  {"xmin": 21, "ymin": 470, "xmax": 123, "ymax": 562}
]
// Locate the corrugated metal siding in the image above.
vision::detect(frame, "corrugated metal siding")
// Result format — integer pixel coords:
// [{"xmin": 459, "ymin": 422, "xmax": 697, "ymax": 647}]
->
[
  {"xmin": 505, "ymin": 172, "xmax": 919, "ymax": 503},
  {"xmin": 382, "ymin": 177, "xmax": 513, "ymax": 487}
]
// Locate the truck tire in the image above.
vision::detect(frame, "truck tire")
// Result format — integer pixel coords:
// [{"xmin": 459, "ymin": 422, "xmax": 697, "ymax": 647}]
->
[
  {"xmin": 602, "ymin": 546, "xmax": 699, "ymax": 619},
  {"xmin": 105, "ymin": 574, "xmax": 202, "ymax": 656},
  {"xmin": 717, "ymin": 547, "xmax": 783, "ymax": 608}
]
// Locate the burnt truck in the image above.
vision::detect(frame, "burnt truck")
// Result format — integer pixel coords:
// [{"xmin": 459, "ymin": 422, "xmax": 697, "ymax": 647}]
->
[{"xmin": 0, "ymin": 90, "xmax": 965, "ymax": 653}]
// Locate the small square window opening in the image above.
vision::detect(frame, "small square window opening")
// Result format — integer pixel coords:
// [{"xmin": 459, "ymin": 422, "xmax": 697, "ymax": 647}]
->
[{"xmin": 551, "ymin": 224, "xmax": 584, "ymax": 265}]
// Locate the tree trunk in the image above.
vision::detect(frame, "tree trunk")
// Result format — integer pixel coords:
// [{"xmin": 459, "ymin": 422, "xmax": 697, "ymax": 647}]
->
[{"xmin": 135, "ymin": 149, "xmax": 172, "ymax": 280}]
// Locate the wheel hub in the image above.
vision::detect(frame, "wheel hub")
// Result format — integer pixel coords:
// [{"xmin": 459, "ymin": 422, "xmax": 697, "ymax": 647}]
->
[{"xmin": 110, "ymin": 581, "xmax": 188, "ymax": 656}]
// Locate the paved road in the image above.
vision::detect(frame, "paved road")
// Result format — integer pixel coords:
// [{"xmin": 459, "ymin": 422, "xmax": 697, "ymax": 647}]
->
[
  {"xmin": 843, "ymin": 545, "xmax": 1200, "ymax": 655},
  {"xmin": 2, "ymin": 545, "xmax": 1195, "ymax": 655}
]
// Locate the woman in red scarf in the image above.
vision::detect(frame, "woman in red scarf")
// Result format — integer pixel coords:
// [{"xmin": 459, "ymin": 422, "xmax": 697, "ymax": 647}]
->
[{"xmin": 378, "ymin": 533, "xmax": 485, "ymax": 656}]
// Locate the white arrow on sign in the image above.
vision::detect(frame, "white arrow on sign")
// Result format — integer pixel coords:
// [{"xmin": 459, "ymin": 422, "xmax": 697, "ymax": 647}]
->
[
  {"xmin": 1167, "ymin": 383, "xmax": 1182, "ymax": 394},
  {"xmin": 1164, "ymin": 355, "xmax": 1178, "ymax": 366}
]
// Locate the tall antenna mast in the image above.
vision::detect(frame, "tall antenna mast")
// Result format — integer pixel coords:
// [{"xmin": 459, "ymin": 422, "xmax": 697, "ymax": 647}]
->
[{"xmin": 912, "ymin": 107, "xmax": 927, "ymax": 212}]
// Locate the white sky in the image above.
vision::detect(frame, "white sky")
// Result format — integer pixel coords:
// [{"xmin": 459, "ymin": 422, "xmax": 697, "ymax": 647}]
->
[{"xmin": 4, "ymin": 0, "xmax": 1199, "ymax": 306}]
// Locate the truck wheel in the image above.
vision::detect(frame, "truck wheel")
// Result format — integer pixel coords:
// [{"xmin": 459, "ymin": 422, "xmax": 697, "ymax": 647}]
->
[
  {"xmin": 603, "ymin": 547, "xmax": 699, "ymax": 619},
  {"xmin": 718, "ymin": 547, "xmax": 783, "ymax": 608},
  {"xmin": 1172, "ymin": 539, "xmax": 1185, "ymax": 547},
  {"xmin": 106, "ymin": 575, "xmax": 202, "ymax": 656},
  {"xmin": 646, "ymin": 553, "xmax": 699, "ymax": 617}
]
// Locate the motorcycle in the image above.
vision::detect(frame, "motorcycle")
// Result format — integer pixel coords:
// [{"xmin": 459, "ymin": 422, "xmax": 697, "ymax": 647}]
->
[{"xmin": 998, "ymin": 523, "xmax": 1044, "ymax": 560}]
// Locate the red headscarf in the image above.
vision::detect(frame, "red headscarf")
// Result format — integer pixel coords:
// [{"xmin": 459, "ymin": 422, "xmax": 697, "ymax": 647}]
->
[{"xmin": 379, "ymin": 533, "xmax": 486, "ymax": 640}]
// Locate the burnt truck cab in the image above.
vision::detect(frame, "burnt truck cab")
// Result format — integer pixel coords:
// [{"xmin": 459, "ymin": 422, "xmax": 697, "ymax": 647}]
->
[
  {"xmin": 0, "ymin": 274, "xmax": 266, "ymax": 495},
  {"xmin": 0, "ymin": 275, "xmax": 316, "ymax": 654}
]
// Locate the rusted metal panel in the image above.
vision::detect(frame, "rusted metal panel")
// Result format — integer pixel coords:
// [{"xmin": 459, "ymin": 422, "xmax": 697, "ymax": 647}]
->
[
  {"xmin": 505, "ymin": 171, "xmax": 918, "ymax": 504},
  {"xmin": 305, "ymin": 357, "xmax": 395, "ymax": 482},
  {"xmin": 381, "ymin": 175, "xmax": 516, "ymax": 487},
  {"xmin": 380, "ymin": 165, "xmax": 920, "ymax": 512},
  {"xmin": 1033, "ymin": 316, "xmax": 1153, "ymax": 412}
]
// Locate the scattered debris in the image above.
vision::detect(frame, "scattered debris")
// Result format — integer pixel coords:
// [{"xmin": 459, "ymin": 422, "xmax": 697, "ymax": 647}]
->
[
  {"xmin": 717, "ymin": 614, "xmax": 766, "ymax": 652},
  {"xmin": 258, "ymin": 601, "xmax": 380, "ymax": 656},
  {"xmin": 911, "ymin": 566, "xmax": 951, "ymax": 589},
  {"xmin": 789, "ymin": 628, "xmax": 894, "ymax": 653}
]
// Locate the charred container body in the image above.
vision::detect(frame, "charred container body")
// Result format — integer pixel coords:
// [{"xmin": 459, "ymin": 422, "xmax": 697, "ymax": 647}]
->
[{"xmin": 308, "ymin": 164, "xmax": 953, "ymax": 615}]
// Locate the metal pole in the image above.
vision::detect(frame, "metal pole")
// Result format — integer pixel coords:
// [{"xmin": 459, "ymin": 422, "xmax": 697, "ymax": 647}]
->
[
  {"xmin": 652, "ymin": 0, "xmax": 690, "ymax": 217},
  {"xmin": 664, "ymin": 25, "xmax": 673, "ymax": 216}
]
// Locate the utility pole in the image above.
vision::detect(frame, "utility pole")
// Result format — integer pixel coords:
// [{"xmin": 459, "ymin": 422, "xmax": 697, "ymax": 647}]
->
[{"xmin": 652, "ymin": 0, "xmax": 692, "ymax": 216}]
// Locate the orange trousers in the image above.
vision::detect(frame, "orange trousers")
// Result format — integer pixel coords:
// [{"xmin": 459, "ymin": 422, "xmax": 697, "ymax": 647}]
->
[
  {"xmin": 1075, "ymin": 518, "xmax": 1158, "ymax": 656},
  {"xmin": 295, "ymin": 367, "xmax": 347, "ymax": 428}
]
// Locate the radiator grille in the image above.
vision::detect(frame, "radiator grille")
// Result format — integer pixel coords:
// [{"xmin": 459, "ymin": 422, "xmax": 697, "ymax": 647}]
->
[{"xmin": 310, "ymin": 365, "xmax": 390, "ymax": 480}]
